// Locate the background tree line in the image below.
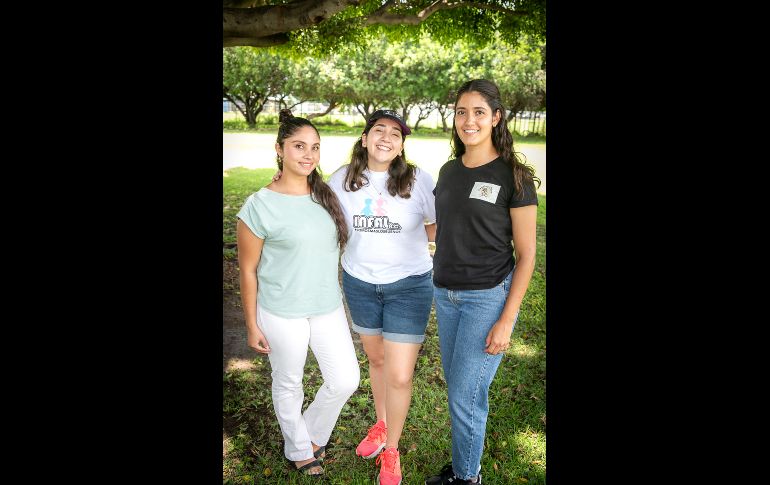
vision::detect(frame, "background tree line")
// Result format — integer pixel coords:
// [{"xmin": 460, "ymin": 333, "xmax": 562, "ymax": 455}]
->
[{"xmin": 223, "ymin": 35, "xmax": 546, "ymax": 133}]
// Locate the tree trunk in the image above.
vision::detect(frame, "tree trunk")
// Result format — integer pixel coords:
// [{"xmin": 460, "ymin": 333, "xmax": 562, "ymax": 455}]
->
[
  {"xmin": 437, "ymin": 105, "xmax": 452, "ymax": 132},
  {"xmin": 355, "ymin": 103, "xmax": 374, "ymax": 123},
  {"xmin": 245, "ymin": 101, "xmax": 265, "ymax": 126}
]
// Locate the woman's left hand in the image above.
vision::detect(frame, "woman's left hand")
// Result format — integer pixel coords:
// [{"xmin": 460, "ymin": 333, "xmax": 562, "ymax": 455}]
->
[{"xmin": 485, "ymin": 320, "xmax": 513, "ymax": 355}]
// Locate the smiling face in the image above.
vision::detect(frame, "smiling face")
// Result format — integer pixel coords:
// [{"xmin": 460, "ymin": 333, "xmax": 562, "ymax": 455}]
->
[
  {"xmin": 275, "ymin": 125, "xmax": 320, "ymax": 178},
  {"xmin": 454, "ymin": 91, "xmax": 501, "ymax": 150},
  {"xmin": 361, "ymin": 117, "xmax": 404, "ymax": 170}
]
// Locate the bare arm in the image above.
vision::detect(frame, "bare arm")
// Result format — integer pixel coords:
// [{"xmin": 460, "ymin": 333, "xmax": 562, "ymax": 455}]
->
[
  {"xmin": 485, "ymin": 205, "xmax": 538, "ymax": 355},
  {"xmin": 237, "ymin": 219, "xmax": 270, "ymax": 353},
  {"xmin": 424, "ymin": 222, "xmax": 436, "ymax": 242}
]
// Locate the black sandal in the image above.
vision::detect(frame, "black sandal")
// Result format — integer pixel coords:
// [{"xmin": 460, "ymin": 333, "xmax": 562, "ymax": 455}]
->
[
  {"xmin": 313, "ymin": 445, "xmax": 326, "ymax": 461},
  {"xmin": 296, "ymin": 458, "xmax": 324, "ymax": 476}
]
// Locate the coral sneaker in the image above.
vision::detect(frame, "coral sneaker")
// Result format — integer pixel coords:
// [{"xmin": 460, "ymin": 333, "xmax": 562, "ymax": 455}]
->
[
  {"xmin": 376, "ymin": 447, "xmax": 402, "ymax": 485},
  {"xmin": 355, "ymin": 420, "xmax": 387, "ymax": 458}
]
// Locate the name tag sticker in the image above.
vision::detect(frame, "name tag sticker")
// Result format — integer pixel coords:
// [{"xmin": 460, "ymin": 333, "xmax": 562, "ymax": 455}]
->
[{"xmin": 468, "ymin": 182, "xmax": 501, "ymax": 204}]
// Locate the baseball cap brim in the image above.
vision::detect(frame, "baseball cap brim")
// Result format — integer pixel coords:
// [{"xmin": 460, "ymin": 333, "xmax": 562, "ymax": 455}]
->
[{"xmin": 366, "ymin": 110, "xmax": 412, "ymax": 136}]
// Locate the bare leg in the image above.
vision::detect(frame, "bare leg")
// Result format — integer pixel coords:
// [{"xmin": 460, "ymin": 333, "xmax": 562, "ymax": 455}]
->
[
  {"xmin": 383, "ymin": 340, "xmax": 421, "ymax": 449},
  {"xmin": 360, "ymin": 334, "xmax": 387, "ymax": 423}
]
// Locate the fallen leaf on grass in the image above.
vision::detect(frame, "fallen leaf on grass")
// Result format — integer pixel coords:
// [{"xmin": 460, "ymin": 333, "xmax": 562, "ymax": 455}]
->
[
  {"xmin": 493, "ymin": 462, "xmax": 499, "ymax": 471},
  {"xmin": 518, "ymin": 478, "xmax": 529, "ymax": 482},
  {"xmin": 408, "ymin": 443, "xmax": 417, "ymax": 453},
  {"xmin": 531, "ymin": 460, "xmax": 542, "ymax": 465},
  {"xmin": 263, "ymin": 468, "xmax": 271, "ymax": 476},
  {"xmin": 335, "ymin": 437, "xmax": 342, "ymax": 444}
]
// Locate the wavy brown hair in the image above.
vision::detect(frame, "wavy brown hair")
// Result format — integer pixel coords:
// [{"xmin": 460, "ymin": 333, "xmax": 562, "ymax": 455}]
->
[
  {"xmin": 451, "ymin": 79, "xmax": 541, "ymax": 198},
  {"xmin": 342, "ymin": 123, "xmax": 416, "ymax": 199},
  {"xmin": 276, "ymin": 109, "xmax": 348, "ymax": 249}
]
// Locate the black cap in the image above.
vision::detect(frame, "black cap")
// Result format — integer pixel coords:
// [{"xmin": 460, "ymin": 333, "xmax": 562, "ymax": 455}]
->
[{"xmin": 365, "ymin": 109, "xmax": 412, "ymax": 136}]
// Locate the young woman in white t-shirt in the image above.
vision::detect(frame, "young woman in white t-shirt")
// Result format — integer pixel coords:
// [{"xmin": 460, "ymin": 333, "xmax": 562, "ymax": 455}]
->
[{"xmin": 327, "ymin": 109, "xmax": 436, "ymax": 485}]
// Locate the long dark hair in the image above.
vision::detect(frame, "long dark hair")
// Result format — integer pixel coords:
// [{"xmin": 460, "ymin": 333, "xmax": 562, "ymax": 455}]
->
[
  {"xmin": 276, "ymin": 109, "xmax": 348, "ymax": 249},
  {"xmin": 451, "ymin": 79, "xmax": 541, "ymax": 197},
  {"xmin": 343, "ymin": 123, "xmax": 415, "ymax": 199}
]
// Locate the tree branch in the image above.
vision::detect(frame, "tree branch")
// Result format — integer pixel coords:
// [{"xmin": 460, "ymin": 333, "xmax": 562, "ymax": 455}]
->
[
  {"xmin": 223, "ymin": 0, "xmax": 263, "ymax": 8},
  {"xmin": 307, "ymin": 100, "xmax": 338, "ymax": 119},
  {"xmin": 224, "ymin": 0, "xmax": 360, "ymax": 39},
  {"xmin": 223, "ymin": 91, "xmax": 249, "ymax": 121},
  {"xmin": 223, "ymin": 34, "xmax": 289, "ymax": 47}
]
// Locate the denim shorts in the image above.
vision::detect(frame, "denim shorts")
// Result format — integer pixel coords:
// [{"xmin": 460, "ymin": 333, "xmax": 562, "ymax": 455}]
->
[{"xmin": 342, "ymin": 269, "xmax": 434, "ymax": 344}]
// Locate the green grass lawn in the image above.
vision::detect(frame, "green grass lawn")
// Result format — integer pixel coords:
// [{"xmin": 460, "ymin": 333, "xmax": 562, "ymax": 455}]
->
[{"xmin": 223, "ymin": 168, "xmax": 546, "ymax": 484}]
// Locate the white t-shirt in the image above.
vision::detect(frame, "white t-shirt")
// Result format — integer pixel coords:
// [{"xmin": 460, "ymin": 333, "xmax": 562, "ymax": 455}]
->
[{"xmin": 329, "ymin": 165, "xmax": 436, "ymax": 284}]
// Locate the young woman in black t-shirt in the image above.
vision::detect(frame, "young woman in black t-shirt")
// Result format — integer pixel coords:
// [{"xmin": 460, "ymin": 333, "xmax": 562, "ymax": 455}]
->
[{"xmin": 425, "ymin": 79, "xmax": 541, "ymax": 485}]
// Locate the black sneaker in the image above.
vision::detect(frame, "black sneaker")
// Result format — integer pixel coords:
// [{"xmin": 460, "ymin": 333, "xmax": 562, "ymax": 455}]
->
[{"xmin": 425, "ymin": 463, "xmax": 482, "ymax": 484}]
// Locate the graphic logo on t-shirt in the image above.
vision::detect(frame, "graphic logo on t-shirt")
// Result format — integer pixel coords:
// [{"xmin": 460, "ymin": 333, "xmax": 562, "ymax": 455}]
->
[
  {"xmin": 354, "ymin": 198, "xmax": 402, "ymax": 233},
  {"xmin": 361, "ymin": 197, "xmax": 387, "ymax": 216},
  {"xmin": 468, "ymin": 182, "xmax": 501, "ymax": 204}
]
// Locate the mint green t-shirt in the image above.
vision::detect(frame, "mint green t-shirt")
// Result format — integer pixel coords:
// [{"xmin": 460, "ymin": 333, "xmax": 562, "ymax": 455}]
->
[{"xmin": 237, "ymin": 188, "xmax": 342, "ymax": 318}]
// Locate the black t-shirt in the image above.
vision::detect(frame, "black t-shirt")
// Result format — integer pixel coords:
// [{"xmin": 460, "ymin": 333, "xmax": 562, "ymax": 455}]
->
[{"xmin": 433, "ymin": 156, "xmax": 538, "ymax": 290}]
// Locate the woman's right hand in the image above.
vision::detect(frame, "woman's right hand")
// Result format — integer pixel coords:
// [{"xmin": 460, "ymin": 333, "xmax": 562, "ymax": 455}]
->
[{"xmin": 247, "ymin": 326, "xmax": 271, "ymax": 354}]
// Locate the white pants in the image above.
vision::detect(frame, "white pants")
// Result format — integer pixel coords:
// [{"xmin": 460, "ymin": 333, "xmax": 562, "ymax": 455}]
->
[{"xmin": 257, "ymin": 304, "xmax": 360, "ymax": 461}]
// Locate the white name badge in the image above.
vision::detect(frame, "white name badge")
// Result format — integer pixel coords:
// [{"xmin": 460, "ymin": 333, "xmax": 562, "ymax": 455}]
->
[{"xmin": 468, "ymin": 182, "xmax": 501, "ymax": 204}]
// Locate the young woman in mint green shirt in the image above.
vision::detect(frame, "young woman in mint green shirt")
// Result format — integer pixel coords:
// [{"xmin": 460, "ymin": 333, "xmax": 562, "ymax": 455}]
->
[{"xmin": 236, "ymin": 109, "xmax": 359, "ymax": 477}]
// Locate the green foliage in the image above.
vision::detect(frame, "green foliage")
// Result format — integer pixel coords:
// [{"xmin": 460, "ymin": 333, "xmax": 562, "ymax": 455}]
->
[
  {"xmin": 223, "ymin": 114, "xmax": 280, "ymax": 132},
  {"xmin": 223, "ymin": 47, "xmax": 293, "ymax": 125},
  {"xmin": 256, "ymin": 114, "xmax": 278, "ymax": 125},
  {"xmin": 224, "ymin": 30, "xmax": 545, "ymax": 133},
  {"xmin": 222, "ymin": 119, "xmax": 251, "ymax": 131},
  {"xmin": 268, "ymin": 0, "xmax": 546, "ymax": 58}
]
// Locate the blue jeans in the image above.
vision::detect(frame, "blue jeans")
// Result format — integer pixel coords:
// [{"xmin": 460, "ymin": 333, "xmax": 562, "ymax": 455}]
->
[{"xmin": 433, "ymin": 270, "xmax": 515, "ymax": 480}]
